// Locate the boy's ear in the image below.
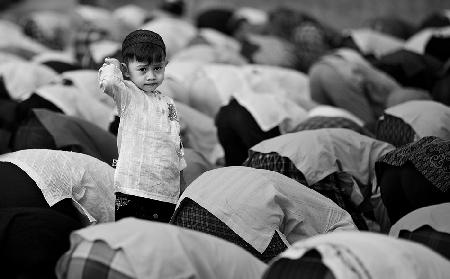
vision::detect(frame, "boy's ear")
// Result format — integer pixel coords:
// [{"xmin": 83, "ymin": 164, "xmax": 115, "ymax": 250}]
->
[{"xmin": 121, "ymin": 63, "xmax": 130, "ymax": 78}]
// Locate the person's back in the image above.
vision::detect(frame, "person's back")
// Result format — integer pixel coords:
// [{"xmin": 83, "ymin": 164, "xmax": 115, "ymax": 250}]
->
[{"xmin": 98, "ymin": 29, "xmax": 186, "ymax": 222}]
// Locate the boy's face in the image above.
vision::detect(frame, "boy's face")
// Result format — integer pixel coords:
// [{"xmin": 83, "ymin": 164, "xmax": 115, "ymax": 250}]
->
[{"xmin": 124, "ymin": 59, "xmax": 167, "ymax": 93}]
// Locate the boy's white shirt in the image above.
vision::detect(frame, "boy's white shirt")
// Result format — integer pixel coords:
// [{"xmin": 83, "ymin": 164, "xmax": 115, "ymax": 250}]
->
[{"xmin": 99, "ymin": 63, "xmax": 186, "ymax": 204}]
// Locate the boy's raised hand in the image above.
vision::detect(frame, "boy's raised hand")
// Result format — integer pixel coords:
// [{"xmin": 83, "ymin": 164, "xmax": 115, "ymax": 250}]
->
[{"xmin": 104, "ymin": 57, "xmax": 121, "ymax": 69}]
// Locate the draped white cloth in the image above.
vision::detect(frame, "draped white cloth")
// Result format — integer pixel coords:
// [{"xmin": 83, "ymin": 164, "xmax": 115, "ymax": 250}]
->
[
  {"xmin": 0, "ymin": 149, "xmax": 115, "ymax": 224},
  {"xmin": 177, "ymin": 166, "xmax": 357, "ymax": 253},
  {"xmin": 0, "ymin": 60, "xmax": 60, "ymax": 101},
  {"xmin": 250, "ymin": 128, "xmax": 395, "ymax": 194},
  {"xmin": 275, "ymin": 231, "xmax": 450, "ymax": 279},
  {"xmin": 384, "ymin": 100, "xmax": 450, "ymax": 140},
  {"xmin": 57, "ymin": 219, "xmax": 267, "ymax": 279},
  {"xmin": 390, "ymin": 203, "xmax": 450, "ymax": 237}
]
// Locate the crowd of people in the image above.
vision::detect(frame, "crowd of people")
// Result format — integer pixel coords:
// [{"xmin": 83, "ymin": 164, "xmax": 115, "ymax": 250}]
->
[{"xmin": 0, "ymin": 0, "xmax": 449, "ymax": 278}]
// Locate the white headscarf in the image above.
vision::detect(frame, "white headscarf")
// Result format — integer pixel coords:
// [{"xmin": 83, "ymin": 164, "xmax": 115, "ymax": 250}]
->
[
  {"xmin": 57, "ymin": 219, "xmax": 266, "ymax": 279},
  {"xmin": 273, "ymin": 231, "xmax": 450, "ymax": 279},
  {"xmin": 390, "ymin": 203, "xmax": 450, "ymax": 237},
  {"xmin": 0, "ymin": 60, "xmax": 60, "ymax": 100}
]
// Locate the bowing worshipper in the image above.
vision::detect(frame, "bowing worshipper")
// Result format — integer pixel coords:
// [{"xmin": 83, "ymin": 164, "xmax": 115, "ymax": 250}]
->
[
  {"xmin": 171, "ymin": 166, "xmax": 357, "ymax": 263},
  {"xmin": 372, "ymin": 49, "xmax": 444, "ymax": 93},
  {"xmin": 304, "ymin": 104, "xmax": 366, "ymax": 126},
  {"xmin": 195, "ymin": 6, "xmax": 235, "ymax": 37},
  {"xmin": 0, "ymin": 98, "xmax": 60, "ymax": 155},
  {"xmin": 0, "ymin": 0, "xmax": 78, "ymax": 61},
  {"xmin": 0, "ymin": 60, "xmax": 116, "ymax": 131},
  {"xmin": 308, "ymin": 48, "xmax": 401, "ymax": 127},
  {"xmin": 344, "ymin": 28, "xmax": 405, "ymax": 59},
  {"xmin": 423, "ymin": 33, "xmax": 450, "ymax": 64},
  {"xmin": 376, "ymin": 136, "xmax": 450, "ymax": 225},
  {"xmin": 20, "ymin": 9, "xmax": 77, "ymax": 51},
  {"xmin": 227, "ymin": 7, "xmax": 297, "ymax": 68},
  {"xmin": 188, "ymin": 54, "xmax": 310, "ymax": 118},
  {"xmin": 72, "ymin": 3, "xmax": 128, "ymax": 70},
  {"xmin": 112, "ymin": 4, "xmax": 149, "ymax": 31},
  {"xmin": 365, "ymin": 16, "xmax": 415, "ymax": 40},
  {"xmin": 56, "ymin": 218, "xmax": 266, "ymax": 279},
  {"xmin": 278, "ymin": 102, "xmax": 370, "ymax": 133},
  {"xmin": 284, "ymin": 116, "xmax": 374, "ymax": 137},
  {"xmin": 384, "ymin": 87, "xmax": 432, "ymax": 108},
  {"xmin": 0, "ymin": 16, "xmax": 50, "ymax": 60},
  {"xmin": 175, "ymin": 99, "xmax": 224, "ymax": 166},
  {"xmin": 158, "ymin": 0, "xmax": 186, "ymax": 18},
  {"xmin": 61, "ymin": 69, "xmax": 116, "ymax": 108},
  {"xmin": 0, "ymin": 207, "xmax": 83, "ymax": 279},
  {"xmin": 0, "ymin": 60, "xmax": 60, "ymax": 101},
  {"xmin": 243, "ymin": 128, "xmax": 395, "ymax": 231},
  {"xmin": 225, "ymin": 10, "xmax": 299, "ymax": 70},
  {"xmin": 75, "ymin": 4, "xmax": 129, "ymax": 44},
  {"xmin": 416, "ymin": 10, "xmax": 450, "ymax": 31},
  {"xmin": 215, "ymin": 97, "xmax": 374, "ymax": 166},
  {"xmin": 32, "ymin": 80, "xmax": 116, "ymax": 131},
  {"xmin": 404, "ymin": 25, "xmax": 450, "ymax": 58},
  {"xmin": 170, "ymin": 40, "xmax": 247, "ymax": 65},
  {"xmin": 181, "ymin": 148, "xmax": 215, "ymax": 192},
  {"xmin": 140, "ymin": 7, "xmax": 197, "ymax": 60},
  {"xmin": 376, "ymin": 100, "xmax": 450, "ymax": 147},
  {"xmin": 30, "ymin": 45, "xmax": 82, "ymax": 73},
  {"xmin": 265, "ymin": 6, "xmax": 344, "ymax": 73},
  {"xmin": 389, "ymin": 203, "xmax": 450, "ymax": 260},
  {"xmin": 188, "ymin": 63, "xmax": 310, "ymax": 165},
  {"xmin": 12, "ymin": 108, "xmax": 118, "ymax": 165},
  {"xmin": 170, "ymin": 28, "xmax": 248, "ymax": 65},
  {"xmin": 0, "ymin": 149, "xmax": 115, "ymax": 225},
  {"xmin": 262, "ymin": 231, "xmax": 450, "ymax": 279}
]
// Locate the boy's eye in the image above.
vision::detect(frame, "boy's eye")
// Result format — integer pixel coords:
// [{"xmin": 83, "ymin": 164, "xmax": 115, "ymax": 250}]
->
[
  {"xmin": 139, "ymin": 68, "xmax": 147, "ymax": 72},
  {"xmin": 154, "ymin": 67, "xmax": 162, "ymax": 71}
]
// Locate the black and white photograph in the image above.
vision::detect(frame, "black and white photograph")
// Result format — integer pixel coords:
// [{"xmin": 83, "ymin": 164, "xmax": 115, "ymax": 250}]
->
[{"xmin": 0, "ymin": 0, "xmax": 449, "ymax": 278}]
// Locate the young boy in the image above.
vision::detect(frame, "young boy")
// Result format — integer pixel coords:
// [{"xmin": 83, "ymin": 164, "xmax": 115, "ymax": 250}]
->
[{"xmin": 98, "ymin": 29, "xmax": 186, "ymax": 222}]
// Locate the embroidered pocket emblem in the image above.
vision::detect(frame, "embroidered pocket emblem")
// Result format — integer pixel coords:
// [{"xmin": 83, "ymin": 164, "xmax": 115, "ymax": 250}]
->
[{"xmin": 167, "ymin": 103, "xmax": 178, "ymax": 121}]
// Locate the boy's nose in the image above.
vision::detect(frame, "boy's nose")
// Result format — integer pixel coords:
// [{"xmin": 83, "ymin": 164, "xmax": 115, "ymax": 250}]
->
[{"xmin": 146, "ymin": 70, "xmax": 156, "ymax": 79}]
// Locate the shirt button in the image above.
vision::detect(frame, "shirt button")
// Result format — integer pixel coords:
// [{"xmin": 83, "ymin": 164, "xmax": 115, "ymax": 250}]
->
[{"xmin": 153, "ymin": 213, "xmax": 159, "ymax": 219}]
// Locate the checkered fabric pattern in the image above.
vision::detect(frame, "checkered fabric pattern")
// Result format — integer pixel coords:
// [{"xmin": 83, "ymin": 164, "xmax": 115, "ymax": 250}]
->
[
  {"xmin": 292, "ymin": 116, "xmax": 374, "ymax": 137},
  {"xmin": 242, "ymin": 151, "xmax": 347, "ymax": 209},
  {"xmin": 171, "ymin": 198, "xmax": 287, "ymax": 263},
  {"xmin": 58, "ymin": 240, "xmax": 136, "ymax": 279},
  {"xmin": 242, "ymin": 151, "xmax": 308, "ymax": 184},
  {"xmin": 243, "ymin": 151, "xmax": 369, "ymax": 230},
  {"xmin": 398, "ymin": 226, "xmax": 450, "ymax": 260},
  {"xmin": 376, "ymin": 113, "xmax": 416, "ymax": 147}
]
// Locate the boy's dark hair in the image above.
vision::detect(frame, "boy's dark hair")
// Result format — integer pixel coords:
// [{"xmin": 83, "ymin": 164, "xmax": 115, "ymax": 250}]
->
[{"xmin": 121, "ymin": 30, "xmax": 166, "ymax": 64}]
